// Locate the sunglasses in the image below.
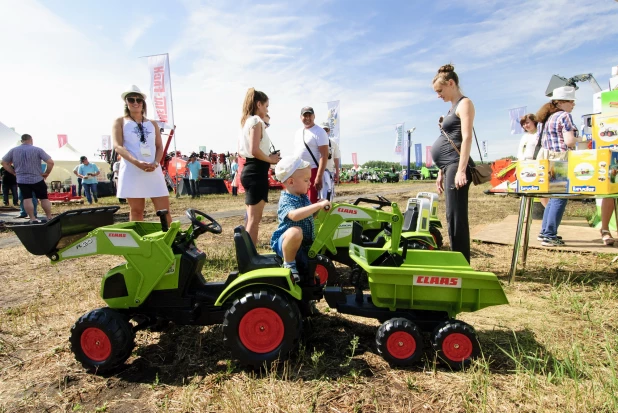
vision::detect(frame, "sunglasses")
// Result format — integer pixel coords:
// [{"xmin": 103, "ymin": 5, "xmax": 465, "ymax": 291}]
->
[
  {"xmin": 126, "ymin": 97, "xmax": 144, "ymax": 104},
  {"xmin": 136, "ymin": 122, "xmax": 146, "ymax": 144}
]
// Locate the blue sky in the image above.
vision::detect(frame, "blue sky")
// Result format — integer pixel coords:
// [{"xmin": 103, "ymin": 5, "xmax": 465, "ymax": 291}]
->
[{"xmin": 1, "ymin": 0, "xmax": 617, "ymax": 165}]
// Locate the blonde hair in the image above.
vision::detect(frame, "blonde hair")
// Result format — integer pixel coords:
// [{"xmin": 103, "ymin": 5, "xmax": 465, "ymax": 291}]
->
[
  {"xmin": 433, "ymin": 64, "xmax": 459, "ymax": 87},
  {"xmin": 240, "ymin": 88, "xmax": 268, "ymax": 127}
]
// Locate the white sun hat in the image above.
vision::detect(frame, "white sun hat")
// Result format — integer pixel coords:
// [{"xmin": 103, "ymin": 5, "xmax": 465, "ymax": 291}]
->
[
  {"xmin": 275, "ymin": 156, "xmax": 310, "ymax": 182},
  {"xmin": 552, "ymin": 86, "xmax": 576, "ymax": 101},
  {"xmin": 121, "ymin": 85, "xmax": 147, "ymax": 101}
]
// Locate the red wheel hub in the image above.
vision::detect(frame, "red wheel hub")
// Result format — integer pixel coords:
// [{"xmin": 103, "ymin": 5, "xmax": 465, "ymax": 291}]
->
[
  {"xmin": 238, "ymin": 308, "xmax": 284, "ymax": 353},
  {"xmin": 441, "ymin": 333, "xmax": 473, "ymax": 362},
  {"xmin": 315, "ymin": 264, "xmax": 329, "ymax": 285},
  {"xmin": 81, "ymin": 327, "xmax": 112, "ymax": 362},
  {"xmin": 386, "ymin": 331, "xmax": 416, "ymax": 359}
]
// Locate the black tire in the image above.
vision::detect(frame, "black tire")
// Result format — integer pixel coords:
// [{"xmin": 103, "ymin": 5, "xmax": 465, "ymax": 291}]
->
[
  {"xmin": 431, "ymin": 320, "xmax": 480, "ymax": 370},
  {"xmin": 381, "ymin": 177, "xmax": 389, "ymax": 184},
  {"xmin": 394, "ymin": 176, "xmax": 399, "ymax": 183},
  {"xmin": 376, "ymin": 318, "xmax": 424, "ymax": 367},
  {"xmin": 429, "ymin": 225, "xmax": 444, "ymax": 249},
  {"xmin": 316, "ymin": 254, "xmax": 339, "ymax": 286},
  {"xmin": 222, "ymin": 290, "xmax": 301, "ymax": 368},
  {"xmin": 69, "ymin": 308, "xmax": 135, "ymax": 373}
]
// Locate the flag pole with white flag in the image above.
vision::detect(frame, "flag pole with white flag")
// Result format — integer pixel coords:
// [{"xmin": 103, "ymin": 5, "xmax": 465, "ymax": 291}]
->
[
  {"xmin": 508, "ymin": 106, "xmax": 527, "ymax": 135},
  {"xmin": 326, "ymin": 100, "xmax": 340, "ymax": 148},
  {"xmin": 144, "ymin": 53, "xmax": 176, "ymax": 153}
]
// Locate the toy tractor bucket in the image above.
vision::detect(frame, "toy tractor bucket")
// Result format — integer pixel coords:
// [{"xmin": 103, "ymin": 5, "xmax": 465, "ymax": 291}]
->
[{"xmin": 6, "ymin": 206, "xmax": 120, "ymax": 256}]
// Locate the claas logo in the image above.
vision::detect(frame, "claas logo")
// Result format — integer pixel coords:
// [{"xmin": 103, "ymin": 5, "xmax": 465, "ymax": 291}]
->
[
  {"xmin": 414, "ymin": 276, "xmax": 461, "ymax": 288},
  {"xmin": 336, "ymin": 207, "xmax": 357, "ymax": 214},
  {"xmin": 107, "ymin": 233, "xmax": 127, "ymax": 238}
]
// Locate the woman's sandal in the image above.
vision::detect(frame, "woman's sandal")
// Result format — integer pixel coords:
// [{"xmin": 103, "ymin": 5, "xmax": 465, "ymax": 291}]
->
[{"xmin": 601, "ymin": 229, "xmax": 615, "ymax": 246}]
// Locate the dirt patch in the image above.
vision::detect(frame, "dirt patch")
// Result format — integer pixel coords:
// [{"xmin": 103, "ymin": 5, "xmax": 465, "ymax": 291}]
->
[{"xmin": 2, "ymin": 183, "xmax": 618, "ymax": 412}]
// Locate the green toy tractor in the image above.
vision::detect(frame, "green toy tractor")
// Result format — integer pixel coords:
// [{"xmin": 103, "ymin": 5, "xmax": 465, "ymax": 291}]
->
[
  {"xmin": 313, "ymin": 193, "xmax": 445, "ymax": 274},
  {"xmin": 8, "ymin": 207, "xmax": 329, "ymax": 371}
]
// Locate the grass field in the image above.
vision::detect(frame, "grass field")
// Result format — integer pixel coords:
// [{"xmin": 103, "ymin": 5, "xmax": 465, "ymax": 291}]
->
[{"xmin": 1, "ymin": 181, "xmax": 618, "ymax": 412}]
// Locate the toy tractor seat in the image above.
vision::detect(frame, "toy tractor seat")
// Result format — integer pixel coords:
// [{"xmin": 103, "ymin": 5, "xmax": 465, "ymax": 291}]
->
[
  {"xmin": 233, "ymin": 226, "xmax": 281, "ymax": 274},
  {"xmin": 402, "ymin": 205, "xmax": 419, "ymax": 232},
  {"xmin": 7, "ymin": 206, "xmax": 120, "ymax": 256}
]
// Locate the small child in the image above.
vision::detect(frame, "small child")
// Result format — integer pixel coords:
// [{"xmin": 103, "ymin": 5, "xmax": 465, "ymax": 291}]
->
[{"xmin": 271, "ymin": 156, "xmax": 331, "ymax": 281}]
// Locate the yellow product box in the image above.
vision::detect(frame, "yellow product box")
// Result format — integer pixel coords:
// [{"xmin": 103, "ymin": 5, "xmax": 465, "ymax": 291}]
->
[
  {"xmin": 567, "ymin": 149, "xmax": 618, "ymax": 194},
  {"xmin": 601, "ymin": 90, "xmax": 618, "ymax": 115},
  {"xmin": 592, "ymin": 114, "xmax": 618, "ymax": 149},
  {"xmin": 517, "ymin": 160, "xmax": 568, "ymax": 193}
]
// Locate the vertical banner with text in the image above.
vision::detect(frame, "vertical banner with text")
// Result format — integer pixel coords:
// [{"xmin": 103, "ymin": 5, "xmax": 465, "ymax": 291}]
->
[
  {"xmin": 351, "ymin": 153, "xmax": 358, "ymax": 169},
  {"xmin": 57, "ymin": 134, "xmax": 67, "ymax": 148},
  {"xmin": 414, "ymin": 144, "xmax": 422, "ymax": 167},
  {"xmin": 101, "ymin": 135, "xmax": 111, "ymax": 150},
  {"xmin": 394, "ymin": 123, "xmax": 404, "ymax": 155},
  {"xmin": 326, "ymin": 100, "xmax": 340, "ymax": 148},
  {"xmin": 425, "ymin": 146, "xmax": 433, "ymax": 167},
  {"xmin": 482, "ymin": 141, "xmax": 488, "ymax": 159},
  {"xmin": 148, "ymin": 54, "xmax": 175, "ymax": 130}
]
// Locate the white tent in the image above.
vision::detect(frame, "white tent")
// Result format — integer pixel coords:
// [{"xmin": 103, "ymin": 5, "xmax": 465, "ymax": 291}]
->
[
  {"xmin": 46, "ymin": 143, "xmax": 111, "ymax": 186},
  {"xmin": 0, "ymin": 121, "xmax": 20, "ymax": 158}
]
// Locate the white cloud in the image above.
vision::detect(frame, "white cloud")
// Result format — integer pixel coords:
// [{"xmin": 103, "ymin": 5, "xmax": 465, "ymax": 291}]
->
[
  {"xmin": 123, "ymin": 16, "xmax": 155, "ymax": 49},
  {"xmin": 0, "ymin": 0, "xmax": 616, "ymax": 166}
]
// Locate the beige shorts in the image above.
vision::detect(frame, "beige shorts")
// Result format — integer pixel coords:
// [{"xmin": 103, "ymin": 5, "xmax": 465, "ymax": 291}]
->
[{"xmin": 536, "ymin": 148, "xmax": 568, "ymax": 161}]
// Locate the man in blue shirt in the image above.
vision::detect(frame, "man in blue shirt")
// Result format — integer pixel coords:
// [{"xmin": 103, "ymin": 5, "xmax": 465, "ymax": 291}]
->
[
  {"xmin": 77, "ymin": 156, "xmax": 100, "ymax": 205},
  {"xmin": 270, "ymin": 156, "xmax": 330, "ymax": 280},
  {"xmin": 186, "ymin": 154, "xmax": 202, "ymax": 198}
]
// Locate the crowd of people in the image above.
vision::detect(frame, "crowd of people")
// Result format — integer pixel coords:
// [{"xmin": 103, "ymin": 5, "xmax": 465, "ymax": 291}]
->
[{"xmin": 2, "ymin": 63, "xmax": 614, "ymax": 268}]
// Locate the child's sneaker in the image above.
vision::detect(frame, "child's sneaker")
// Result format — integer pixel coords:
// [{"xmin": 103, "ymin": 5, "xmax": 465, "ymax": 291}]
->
[
  {"xmin": 284, "ymin": 263, "xmax": 300, "ymax": 283},
  {"xmin": 541, "ymin": 238, "xmax": 565, "ymax": 247}
]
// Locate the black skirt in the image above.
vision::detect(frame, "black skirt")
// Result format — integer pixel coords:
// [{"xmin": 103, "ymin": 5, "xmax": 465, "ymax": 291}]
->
[{"xmin": 241, "ymin": 158, "xmax": 271, "ymax": 205}]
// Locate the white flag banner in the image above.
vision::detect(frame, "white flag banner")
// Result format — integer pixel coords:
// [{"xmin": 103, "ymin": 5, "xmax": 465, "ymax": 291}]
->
[
  {"xmin": 101, "ymin": 135, "xmax": 111, "ymax": 150},
  {"xmin": 400, "ymin": 125, "xmax": 408, "ymax": 166},
  {"xmin": 482, "ymin": 140, "xmax": 488, "ymax": 158},
  {"xmin": 148, "ymin": 54, "xmax": 175, "ymax": 130},
  {"xmin": 509, "ymin": 106, "xmax": 527, "ymax": 135},
  {"xmin": 326, "ymin": 100, "xmax": 340, "ymax": 147},
  {"xmin": 394, "ymin": 123, "xmax": 404, "ymax": 155}
]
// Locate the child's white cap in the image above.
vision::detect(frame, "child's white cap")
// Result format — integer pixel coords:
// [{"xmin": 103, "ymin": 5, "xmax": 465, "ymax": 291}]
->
[{"xmin": 275, "ymin": 156, "xmax": 310, "ymax": 182}]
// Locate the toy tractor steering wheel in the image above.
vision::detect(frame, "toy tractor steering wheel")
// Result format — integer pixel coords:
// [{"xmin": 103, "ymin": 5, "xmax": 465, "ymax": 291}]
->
[{"xmin": 186, "ymin": 209, "xmax": 222, "ymax": 237}]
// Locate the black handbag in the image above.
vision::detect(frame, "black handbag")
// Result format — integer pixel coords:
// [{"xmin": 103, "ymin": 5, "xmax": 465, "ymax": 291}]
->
[{"xmin": 441, "ymin": 126, "xmax": 492, "ymax": 185}]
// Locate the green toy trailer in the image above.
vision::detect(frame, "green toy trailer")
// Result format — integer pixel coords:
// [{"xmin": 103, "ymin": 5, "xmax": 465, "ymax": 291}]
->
[
  {"xmin": 310, "ymin": 202, "xmax": 508, "ymax": 369},
  {"xmin": 8, "ymin": 207, "xmax": 328, "ymax": 371}
]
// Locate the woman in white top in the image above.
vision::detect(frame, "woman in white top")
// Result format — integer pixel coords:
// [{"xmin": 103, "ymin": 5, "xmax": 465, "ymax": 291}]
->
[
  {"xmin": 517, "ymin": 114, "xmax": 539, "ymax": 161},
  {"xmin": 238, "ymin": 88, "xmax": 281, "ymax": 244},
  {"xmin": 112, "ymin": 85, "xmax": 171, "ymax": 224}
]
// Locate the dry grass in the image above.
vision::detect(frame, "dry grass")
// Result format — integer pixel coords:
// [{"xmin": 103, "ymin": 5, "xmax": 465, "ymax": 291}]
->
[{"xmin": 2, "ymin": 182, "xmax": 618, "ymax": 412}]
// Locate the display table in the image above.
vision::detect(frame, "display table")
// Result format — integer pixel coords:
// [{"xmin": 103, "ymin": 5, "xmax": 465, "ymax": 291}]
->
[{"xmin": 505, "ymin": 192, "xmax": 618, "ymax": 283}]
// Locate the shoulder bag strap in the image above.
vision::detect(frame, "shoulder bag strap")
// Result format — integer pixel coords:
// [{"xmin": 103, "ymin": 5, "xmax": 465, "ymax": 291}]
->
[{"xmin": 303, "ymin": 129, "xmax": 319, "ymax": 166}]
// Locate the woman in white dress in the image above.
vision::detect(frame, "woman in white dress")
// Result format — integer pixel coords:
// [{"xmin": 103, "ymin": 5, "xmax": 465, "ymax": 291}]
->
[{"xmin": 112, "ymin": 85, "xmax": 171, "ymax": 224}]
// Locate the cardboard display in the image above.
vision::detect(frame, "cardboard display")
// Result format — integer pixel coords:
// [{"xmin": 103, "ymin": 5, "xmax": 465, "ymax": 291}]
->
[
  {"xmin": 567, "ymin": 149, "xmax": 618, "ymax": 194},
  {"xmin": 516, "ymin": 160, "xmax": 568, "ymax": 193}
]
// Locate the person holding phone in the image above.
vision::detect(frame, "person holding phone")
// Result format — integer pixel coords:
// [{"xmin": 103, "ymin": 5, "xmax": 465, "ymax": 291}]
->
[
  {"xmin": 77, "ymin": 156, "xmax": 100, "ymax": 204},
  {"xmin": 238, "ymin": 88, "xmax": 281, "ymax": 244},
  {"xmin": 429, "ymin": 64, "xmax": 475, "ymax": 263}
]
